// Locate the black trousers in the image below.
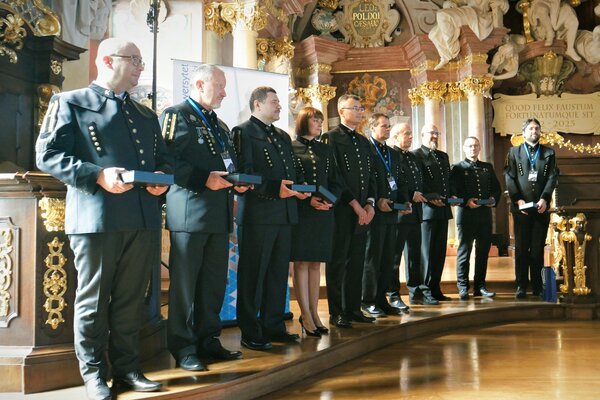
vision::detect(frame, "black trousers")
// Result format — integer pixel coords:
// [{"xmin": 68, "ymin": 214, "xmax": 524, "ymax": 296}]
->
[
  {"xmin": 390, "ymin": 222, "xmax": 430, "ymax": 298},
  {"xmin": 421, "ymin": 219, "xmax": 448, "ymax": 296},
  {"xmin": 326, "ymin": 206, "xmax": 368, "ymax": 317},
  {"xmin": 513, "ymin": 211, "xmax": 550, "ymax": 294},
  {"xmin": 167, "ymin": 231, "xmax": 229, "ymax": 359},
  {"xmin": 236, "ymin": 224, "xmax": 291, "ymax": 342},
  {"xmin": 456, "ymin": 215, "xmax": 492, "ymax": 292},
  {"xmin": 69, "ymin": 231, "xmax": 160, "ymax": 382},
  {"xmin": 363, "ymin": 222, "xmax": 397, "ymax": 306}
]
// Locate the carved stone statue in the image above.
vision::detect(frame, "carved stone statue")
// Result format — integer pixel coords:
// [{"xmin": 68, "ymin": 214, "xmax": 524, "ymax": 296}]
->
[
  {"xmin": 528, "ymin": 0, "xmax": 581, "ymax": 61},
  {"xmin": 490, "ymin": 34, "xmax": 526, "ymax": 80},
  {"xmin": 45, "ymin": 0, "xmax": 111, "ymax": 47},
  {"xmin": 574, "ymin": 4, "xmax": 600, "ymax": 64},
  {"xmin": 428, "ymin": 0, "xmax": 509, "ymax": 70}
]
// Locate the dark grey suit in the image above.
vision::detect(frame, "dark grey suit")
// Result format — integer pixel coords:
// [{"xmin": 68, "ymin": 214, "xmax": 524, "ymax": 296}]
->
[
  {"xmin": 160, "ymin": 99, "xmax": 236, "ymax": 359},
  {"xmin": 36, "ymin": 83, "xmax": 172, "ymax": 382}
]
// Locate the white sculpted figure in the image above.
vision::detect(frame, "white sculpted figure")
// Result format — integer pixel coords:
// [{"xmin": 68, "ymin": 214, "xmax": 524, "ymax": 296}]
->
[
  {"xmin": 490, "ymin": 34, "xmax": 526, "ymax": 80},
  {"xmin": 428, "ymin": 0, "xmax": 509, "ymax": 70},
  {"xmin": 528, "ymin": 0, "xmax": 581, "ymax": 61},
  {"xmin": 47, "ymin": 0, "xmax": 111, "ymax": 47},
  {"xmin": 574, "ymin": 4, "xmax": 600, "ymax": 64}
]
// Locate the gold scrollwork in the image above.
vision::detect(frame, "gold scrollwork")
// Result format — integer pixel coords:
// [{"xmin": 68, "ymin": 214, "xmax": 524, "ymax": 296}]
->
[
  {"xmin": 256, "ymin": 37, "xmax": 294, "ymax": 62},
  {"xmin": 551, "ymin": 214, "xmax": 569, "ymax": 293},
  {"xmin": 459, "ymin": 75, "xmax": 494, "ymax": 97},
  {"xmin": 347, "ymin": 73, "xmax": 387, "ymax": 111},
  {"xmin": 39, "ymin": 197, "xmax": 65, "ymax": 232},
  {"xmin": 318, "ymin": 0, "xmax": 339, "ymax": 9},
  {"xmin": 418, "ymin": 80, "xmax": 447, "ymax": 102},
  {"xmin": 220, "ymin": 0, "xmax": 268, "ymax": 32},
  {"xmin": 203, "ymin": 1, "xmax": 232, "ymax": 38},
  {"xmin": 444, "ymin": 81, "xmax": 465, "ymax": 102},
  {"xmin": 300, "ymin": 83, "xmax": 337, "ymax": 106},
  {"xmin": 43, "ymin": 236, "xmax": 67, "ymax": 329},
  {"xmin": 0, "ymin": 0, "xmax": 61, "ymax": 36},
  {"xmin": 0, "ymin": 12, "xmax": 26, "ymax": 63},
  {"xmin": 0, "ymin": 228, "xmax": 14, "ymax": 318},
  {"xmin": 263, "ymin": 0, "xmax": 288, "ymax": 23},
  {"xmin": 407, "ymin": 87, "xmax": 424, "ymax": 106},
  {"xmin": 516, "ymin": 0, "xmax": 534, "ymax": 43},
  {"xmin": 560, "ymin": 214, "xmax": 592, "ymax": 296}
]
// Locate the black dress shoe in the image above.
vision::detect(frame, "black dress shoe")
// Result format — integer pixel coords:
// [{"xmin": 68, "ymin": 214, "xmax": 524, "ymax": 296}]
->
[
  {"xmin": 113, "ymin": 371, "xmax": 162, "ymax": 392},
  {"xmin": 204, "ymin": 344, "xmax": 243, "ymax": 360},
  {"xmin": 413, "ymin": 295, "xmax": 440, "ymax": 305},
  {"xmin": 177, "ymin": 354, "xmax": 207, "ymax": 371},
  {"xmin": 85, "ymin": 378, "xmax": 112, "ymax": 400},
  {"xmin": 348, "ymin": 312, "xmax": 375, "ymax": 323},
  {"xmin": 389, "ymin": 296, "xmax": 410, "ymax": 311},
  {"xmin": 267, "ymin": 331, "xmax": 300, "ymax": 343},
  {"xmin": 459, "ymin": 290, "xmax": 469, "ymax": 300},
  {"xmin": 515, "ymin": 290, "xmax": 527, "ymax": 299},
  {"xmin": 315, "ymin": 325, "xmax": 329, "ymax": 335},
  {"xmin": 330, "ymin": 314, "xmax": 352, "ymax": 328},
  {"xmin": 433, "ymin": 293, "xmax": 452, "ymax": 301},
  {"xmin": 474, "ymin": 287, "xmax": 496, "ymax": 297},
  {"xmin": 378, "ymin": 304, "xmax": 401, "ymax": 315},
  {"xmin": 240, "ymin": 337, "xmax": 273, "ymax": 351}
]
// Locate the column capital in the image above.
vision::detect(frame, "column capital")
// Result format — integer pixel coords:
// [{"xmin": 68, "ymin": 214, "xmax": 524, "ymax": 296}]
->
[
  {"xmin": 418, "ymin": 80, "xmax": 447, "ymax": 102},
  {"xmin": 257, "ymin": 37, "xmax": 294, "ymax": 62},
  {"xmin": 459, "ymin": 75, "xmax": 493, "ymax": 97},
  {"xmin": 221, "ymin": 0, "xmax": 268, "ymax": 32},
  {"xmin": 298, "ymin": 83, "xmax": 337, "ymax": 106},
  {"xmin": 443, "ymin": 81, "xmax": 466, "ymax": 102},
  {"xmin": 204, "ymin": 1, "xmax": 232, "ymax": 38},
  {"xmin": 407, "ymin": 87, "xmax": 424, "ymax": 106}
]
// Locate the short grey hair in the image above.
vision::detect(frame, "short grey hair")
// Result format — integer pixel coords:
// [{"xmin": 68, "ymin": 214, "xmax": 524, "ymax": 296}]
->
[{"xmin": 189, "ymin": 64, "xmax": 223, "ymax": 92}]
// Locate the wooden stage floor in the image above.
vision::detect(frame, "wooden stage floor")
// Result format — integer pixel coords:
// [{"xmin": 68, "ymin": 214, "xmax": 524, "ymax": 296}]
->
[{"xmin": 3, "ymin": 256, "xmax": 595, "ymax": 400}]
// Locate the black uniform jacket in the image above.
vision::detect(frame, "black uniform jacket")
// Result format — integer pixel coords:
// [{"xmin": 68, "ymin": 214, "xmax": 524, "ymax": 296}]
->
[
  {"xmin": 292, "ymin": 136, "xmax": 343, "ymax": 211},
  {"xmin": 36, "ymin": 83, "xmax": 172, "ymax": 234},
  {"xmin": 396, "ymin": 147, "xmax": 423, "ymax": 224},
  {"xmin": 504, "ymin": 143, "xmax": 559, "ymax": 213},
  {"xmin": 412, "ymin": 145, "xmax": 452, "ymax": 221},
  {"xmin": 321, "ymin": 125, "xmax": 377, "ymax": 207},
  {"xmin": 450, "ymin": 159, "xmax": 501, "ymax": 225},
  {"xmin": 160, "ymin": 99, "xmax": 236, "ymax": 234},
  {"xmin": 233, "ymin": 116, "xmax": 301, "ymax": 225},
  {"xmin": 370, "ymin": 140, "xmax": 409, "ymax": 225}
]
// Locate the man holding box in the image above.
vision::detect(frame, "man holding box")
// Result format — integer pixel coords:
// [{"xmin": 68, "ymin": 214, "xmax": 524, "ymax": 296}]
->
[
  {"xmin": 504, "ymin": 118, "xmax": 558, "ymax": 299},
  {"xmin": 160, "ymin": 65, "xmax": 247, "ymax": 371},
  {"xmin": 450, "ymin": 137, "xmax": 501, "ymax": 300}
]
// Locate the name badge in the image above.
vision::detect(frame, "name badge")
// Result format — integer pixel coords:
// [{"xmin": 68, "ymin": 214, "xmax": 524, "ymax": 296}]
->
[
  {"xmin": 221, "ymin": 150, "xmax": 235, "ymax": 173},
  {"xmin": 528, "ymin": 170, "xmax": 538, "ymax": 182},
  {"xmin": 388, "ymin": 177, "xmax": 398, "ymax": 191}
]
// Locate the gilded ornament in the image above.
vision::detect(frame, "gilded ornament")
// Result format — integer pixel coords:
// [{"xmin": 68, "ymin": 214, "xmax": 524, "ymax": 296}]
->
[
  {"xmin": 347, "ymin": 73, "xmax": 387, "ymax": 111},
  {"xmin": 444, "ymin": 82, "xmax": 465, "ymax": 102},
  {"xmin": 459, "ymin": 75, "xmax": 494, "ymax": 97},
  {"xmin": 335, "ymin": 0, "xmax": 401, "ymax": 48},
  {"xmin": 203, "ymin": 1, "xmax": 232, "ymax": 38},
  {"xmin": 39, "ymin": 197, "xmax": 65, "ymax": 232},
  {"xmin": 462, "ymin": 53, "xmax": 489, "ymax": 65},
  {"xmin": 263, "ymin": 0, "xmax": 288, "ymax": 23},
  {"xmin": 304, "ymin": 84, "xmax": 337, "ymax": 104},
  {"xmin": 0, "ymin": 0, "xmax": 61, "ymax": 36},
  {"xmin": 294, "ymin": 63, "xmax": 332, "ymax": 79},
  {"xmin": 519, "ymin": 52, "xmax": 575, "ymax": 97},
  {"xmin": 318, "ymin": 0, "xmax": 339, "ymax": 9},
  {"xmin": 256, "ymin": 37, "xmax": 294, "ymax": 62},
  {"xmin": 50, "ymin": 59, "xmax": 62, "ymax": 75},
  {"xmin": 220, "ymin": 0, "xmax": 268, "ymax": 32},
  {"xmin": 0, "ymin": 228, "xmax": 14, "ymax": 319},
  {"xmin": 43, "ymin": 236, "xmax": 67, "ymax": 329},
  {"xmin": 551, "ymin": 214, "xmax": 569, "ymax": 293},
  {"xmin": 516, "ymin": 0, "xmax": 534, "ymax": 42},
  {"xmin": 418, "ymin": 80, "xmax": 447, "ymax": 102},
  {"xmin": 407, "ymin": 87, "xmax": 424, "ymax": 106},
  {"xmin": 560, "ymin": 214, "xmax": 592, "ymax": 296},
  {"xmin": 509, "ymin": 130, "xmax": 600, "ymax": 155}
]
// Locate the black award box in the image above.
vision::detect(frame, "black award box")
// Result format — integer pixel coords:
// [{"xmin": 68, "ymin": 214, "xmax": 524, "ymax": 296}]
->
[
  {"xmin": 119, "ymin": 170, "xmax": 174, "ymax": 186},
  {"xmin": 314, "ymin": 186, "xmax": 337, "ymax": 204},
  {"xmin": 225, "ymin": 173, "xmax": 262, "ymax": 186}
]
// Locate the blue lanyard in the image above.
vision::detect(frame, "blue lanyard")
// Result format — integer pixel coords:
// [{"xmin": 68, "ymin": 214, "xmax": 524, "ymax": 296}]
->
[
  {"xmin": 523, "ymin": 143, "xmax": 539, "ymax": 169},
  {"xmin": 369, "ymin": 137, "xmax": 392, "ymax": 173},
  {"xmin": 187, "ymin": 98, "xmax": 225, "ymax": 151}
]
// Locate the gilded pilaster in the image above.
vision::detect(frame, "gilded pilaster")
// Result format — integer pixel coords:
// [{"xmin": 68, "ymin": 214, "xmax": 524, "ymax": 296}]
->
[{"xmin": 43, "ymin": 237, "xmax": 68, "ymax": 330}]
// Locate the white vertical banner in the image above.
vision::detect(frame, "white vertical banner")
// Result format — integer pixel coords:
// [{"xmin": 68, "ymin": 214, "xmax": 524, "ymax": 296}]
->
[{"xmin": 172, "ymin": 59, "xmax": 289, "ymax": 131}]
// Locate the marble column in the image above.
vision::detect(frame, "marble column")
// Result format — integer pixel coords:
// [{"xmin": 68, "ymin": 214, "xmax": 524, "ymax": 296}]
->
[
  {"xmin": 203, "ymin": 1, "xmax": 230, "ymax": 65},
  {"xmin": 418, "ymin": 81, "xmax": 447, "ymax": 150},
  {"xmin": 221, "ymin": 1, "xmax": 267, "ymax": 69},
  {"xmin": 298, "ymin": 84, "xmax": 337, "ymax": 131},
  {"xmin": 459, "ymin": 75, "xmax": 494, "ymax": 161}
]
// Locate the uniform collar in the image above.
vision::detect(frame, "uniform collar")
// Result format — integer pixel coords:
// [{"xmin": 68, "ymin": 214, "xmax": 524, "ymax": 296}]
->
[{"xmin": 89, "ymin": 82, "xmax": 128, "ymax": 100}]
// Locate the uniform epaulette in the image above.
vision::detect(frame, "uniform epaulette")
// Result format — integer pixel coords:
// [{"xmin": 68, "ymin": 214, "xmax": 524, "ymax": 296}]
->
[{"xmin": 162, "ymin": 111, "xmax": 177, "ymax": 141}]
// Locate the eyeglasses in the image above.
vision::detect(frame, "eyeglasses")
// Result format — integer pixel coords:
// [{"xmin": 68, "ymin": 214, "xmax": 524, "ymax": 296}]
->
[
  {"xmin": 426, "ymin": 131, "xmax": 440, "ymax": 135},
  {"xmin": 110, "ymin": 54, "xmax": 145, "ymax": 68},
  {"xmin": 342, "ymin": 106, "xmax": 365, "ymax": 112}
]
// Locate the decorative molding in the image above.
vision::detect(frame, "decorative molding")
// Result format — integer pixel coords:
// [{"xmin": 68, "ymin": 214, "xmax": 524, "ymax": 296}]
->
[
  {"xmin": 318, "ymin": 0, "xmax": 339, "ymax": 9},
  {"xmin": 335, "ymin": 0, "xmax": 400, "ymax": 48},
  {"xmin": 463, "ymin": 52, "xmax": 489, "ymax": 65},
  {"xmin": 459, "ymin": 75, "xmax": 494, "ymax": 97},
  {"xmin": 294, "ymin": 63, "xmax": 332, "ymax": 79},
  {"xmin": 38, "ymin": 196, "xmax": 65, "ymax": 232},
  {"xmin": 0, "ymin": 12, "xmax": 26, "ymax": 63},
  {"xmin": 559, "ymin": 213, "xmax": 592, "ymax": 296},
  {"xmin": 43, "ymin": 236, "xmax": 67, "ymax": 330},
  {"xmin": 0, "ymin": 220, "xmax": 19, "ymax": 328},
  {"xmin": 417, "ymin": 80, "xmax": 447, "ymax": 102},
  {"xmin": 204, "ymin": 1, "xmax": 232, "ymax": 38},
  {"xmin": 298, "ymin": 83, "xmax": 337, "ymax": 106},
  {"xmin": 221, "ymin": 0, "xmax": 268, "ymax": 32},
  {"xmin": 0, "ymin": 0, "xmax": 61, "ymax": 36},
  {"xmin": 551, "ymin": 214, "xmax": 569, "ymax": 293},
  {"xmin": 519, "ymin": 51, "xmax": 576, "ymax": 97},
  {"xmin": 444, "ymin": 81, "xmax": 465, "ymax": 102},
  {"xmin": 256, "ymin": 37, "xmax": 294, "ymax": 62}
]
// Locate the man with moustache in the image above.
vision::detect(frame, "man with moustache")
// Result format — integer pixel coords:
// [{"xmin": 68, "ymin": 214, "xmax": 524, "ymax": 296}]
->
[
  {"xmin": 233, "ymin": 87, "xmax": 307, "ymax": 349},
  {"xmin": 450, "ymin": 137, "xmax": 501, "ymax": 300},
  {"xmin": 36, "ymin": 38, "xmax": 169, "ymax": 399},
  {"xmin": 322, "ymin": 94, "xmax": 377, "ymax": 328},
  {"xmin": 362, "ymin": 114, "xmax": 409, "ymax": 317},
  {"xmin": 388, "ymin": 123, "xmax": 438, "ymax": 307},
  {"xmin": 412, "ymin": 124, "xmax": 454, "ymax": 302},
  {"xmin": 504, "ymin": 118, "xmax": 558, "ymax": 299},
  {"xmin": 160, "ymin": 65, "xmax": 247, "ymax": 371}
]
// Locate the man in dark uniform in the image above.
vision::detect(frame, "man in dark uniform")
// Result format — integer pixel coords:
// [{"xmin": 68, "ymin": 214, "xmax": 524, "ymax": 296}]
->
[
  {"xmin": 233, "ymin": 87, "xmax": 307, "ymax": 350},
  {"xmin": 412, "ymin": 124, "xmax": 454, "ymax": 302},
  {"xmin": 362, "ymin": 114, "xmax": 409, "ymax": 317},
  {"xmin": 450, "ymin": 137, "xmax": 501, "ymax": 300},
  {"xmin": 160, "ymin": 65, "xmax": 246, "ymax": 371},
  {"xmin": 36, "ymin": 38, "xmax": 169, "ymax": 400},
  {"xmin": 322, "ymin": 94, "xmax": 377, "ymax": 328},
  {"xmin": 504, "ymin": 118, "xmax": 558, "ymax": 299},
  {"xmin": 388, "ymin": 123, "xmax": 438, "ymax": 306}
]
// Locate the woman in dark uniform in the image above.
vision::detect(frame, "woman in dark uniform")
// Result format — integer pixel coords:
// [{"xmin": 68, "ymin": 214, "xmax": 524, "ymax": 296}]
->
[{"xmin": 291, "ymin": 107, "xmax": 341, "ymax": 337}]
